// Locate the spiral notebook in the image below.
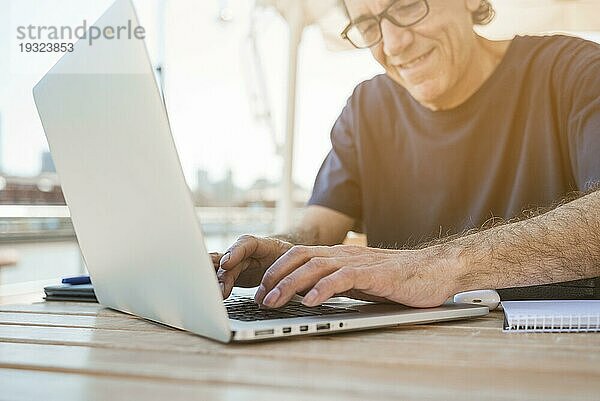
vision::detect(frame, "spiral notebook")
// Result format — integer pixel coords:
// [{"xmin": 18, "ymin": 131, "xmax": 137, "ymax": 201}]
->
[{"xmin": 502, "ymin": 300, "xmax": 600, "ymax": 333}]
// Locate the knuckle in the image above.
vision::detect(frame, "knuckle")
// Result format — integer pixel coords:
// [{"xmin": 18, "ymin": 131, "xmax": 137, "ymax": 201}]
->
[
  {"xmin": 295, "ymin": 245, "xmax": 308, "ymax": 254},
  {"xmin": 306, "ymin": 257, "xmax": 327, "ymax": 270},
  {"xmin": 261, "ymin": 269, "xmax": 277, "ymax": 286},
  {"xmin": 287, "ymin": 246, "xmax": 302, "ymax": 257},
  {"xmin": 339, "ymin": 267, "xmax": 355, "ymax": 278},
  {"xmin": 278, "ymin": 276, "xmax": 296, "ymax": 290},
  {"xmin": 238, "ymin": 234, "xmax": 254, "ymax": 241},
  {"xmin": 315, "ymin": 276, "xmax": 334, "ymax": 290},
  {"xmin": 336, "ymin": 244, "xmax": 360, "ymax": 254}
]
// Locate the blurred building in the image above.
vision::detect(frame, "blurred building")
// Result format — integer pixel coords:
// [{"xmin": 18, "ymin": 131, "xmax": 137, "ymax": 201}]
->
[
  {"xmin": 243, "ymin": 177, "xmax": 310, "ymax": 208},
  {"xmin": 193, "ymin": 168, "xmax": 239, "ymax": 207},
  {"xmin": 0, "ymin": 175, "xmax": 65, "ymax": 205},
  {"xmin": 193, "ymin": 168, "xmax": 309, "ymax": 208},
  {"xmin": 0, "ymin": 151, "xmax": 65, "ymax": 205}
]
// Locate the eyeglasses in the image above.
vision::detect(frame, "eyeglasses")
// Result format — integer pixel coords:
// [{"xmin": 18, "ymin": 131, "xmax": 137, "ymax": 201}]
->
[{"xmin": 341, "ymin": 0, "xmax": 430, "ymax": 49}]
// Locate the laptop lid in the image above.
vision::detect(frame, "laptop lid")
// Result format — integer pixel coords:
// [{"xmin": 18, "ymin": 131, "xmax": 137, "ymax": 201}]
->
[{"xmin": 33, "ymin": 0, "xmax": 231, "ymax": 342}]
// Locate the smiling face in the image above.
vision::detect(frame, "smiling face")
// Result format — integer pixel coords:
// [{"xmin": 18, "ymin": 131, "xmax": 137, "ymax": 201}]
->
[{"xmin": 344, "ymin": 0, "xmax": 484, "ymax": 110}]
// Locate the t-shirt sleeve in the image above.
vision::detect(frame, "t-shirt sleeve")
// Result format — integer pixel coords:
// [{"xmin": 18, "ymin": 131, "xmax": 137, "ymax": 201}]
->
[
  {"xmin": 308, "ymin": 93, "xmax": 362, "ymax": 220},
  {"xmin": 563, "ymin": 39, "xmax": 600, "ymax": 191}
]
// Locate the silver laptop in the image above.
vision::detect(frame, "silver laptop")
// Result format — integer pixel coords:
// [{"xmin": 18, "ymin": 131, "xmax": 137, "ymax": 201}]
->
[{"xmin": 33, "ymin": 0, "xmax": 488, "ymax": 343}]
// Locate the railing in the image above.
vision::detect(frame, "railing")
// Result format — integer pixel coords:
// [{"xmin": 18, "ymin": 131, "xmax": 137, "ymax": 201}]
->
[{"xmin": 0, "ymin": 206, "xmax": 304, "ymax": 242}]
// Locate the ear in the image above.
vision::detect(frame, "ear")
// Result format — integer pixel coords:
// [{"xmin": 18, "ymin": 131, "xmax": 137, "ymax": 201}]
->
[{"xmin": 465, "ymin": 0, "xmax": 481, "ymax": 13}]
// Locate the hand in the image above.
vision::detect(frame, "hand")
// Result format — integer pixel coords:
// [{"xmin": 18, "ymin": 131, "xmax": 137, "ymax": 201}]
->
[
  {"xmin": 254, "ymin": 245, "xmax": 461, "ymax": 309},
  {"xmin": 213, "ymin": 235, "xmax": 293, "ymax": 298}
]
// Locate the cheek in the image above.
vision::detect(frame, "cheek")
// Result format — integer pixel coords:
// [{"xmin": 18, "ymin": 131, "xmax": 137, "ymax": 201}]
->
[
  {"xmin": 438, "ymin": 26, "xmax": 472, "ymax": 81},
  {"xmin": 370, "ymin": 45, "xmax": 386, "ymax": 68},
  {"xmin": 371, "ymin": 45, "xmax": 405, "ymax": 85}
]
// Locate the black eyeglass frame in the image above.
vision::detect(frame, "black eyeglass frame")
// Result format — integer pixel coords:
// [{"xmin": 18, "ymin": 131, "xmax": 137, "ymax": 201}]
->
[{"xmin": 340, "ymin": 0, "xmax": 430, "ymax": 49}]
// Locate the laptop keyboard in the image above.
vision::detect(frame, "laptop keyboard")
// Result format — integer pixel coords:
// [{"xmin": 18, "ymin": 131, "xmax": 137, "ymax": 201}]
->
[{"xmin": 225, "ymin": 294, "xmax": 356, "ymax": 321}]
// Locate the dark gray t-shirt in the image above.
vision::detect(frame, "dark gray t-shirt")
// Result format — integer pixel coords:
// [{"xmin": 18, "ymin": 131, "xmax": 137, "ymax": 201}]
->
[{"xmin": 308, "ymin": 35, "xmax": 600, "ymax": 248}]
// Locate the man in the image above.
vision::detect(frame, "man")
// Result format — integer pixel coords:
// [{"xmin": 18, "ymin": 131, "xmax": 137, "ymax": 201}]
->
[{"xmin": 213, "ymin": 0, "xmax": 600, "ymax": 309}]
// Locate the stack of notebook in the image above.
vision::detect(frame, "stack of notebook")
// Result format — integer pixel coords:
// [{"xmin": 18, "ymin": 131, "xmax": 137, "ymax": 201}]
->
[{"xmin": 44, "ymin": 283, "xmax": 97, "ymax": 302}]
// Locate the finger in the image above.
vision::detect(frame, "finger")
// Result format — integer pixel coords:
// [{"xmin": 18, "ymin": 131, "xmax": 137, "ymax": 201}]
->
[
  {"xmin": 261, "ymin": 257, "xmax": 342, "ymax": 308},
  {"xmin": 210, "ymin": 252, "xmax": 222, "ymax": 270},
  {"xmin": 217, "ymin": 259, "xmax": 252, "ymax": 298},
  {"xmin": 255, "ymin": 245, "xmax": 329, "ymax": 304},
  {"xmin": 301, "ymin": 268, "xmax": 361, "ymax": 307},
  {"xmin": 235, "ymin": 261, "xmax": 268, "ymax": 287},
  {"xmin": 219, "ymin": 235, "xmax": 260, "ymax": 269}
]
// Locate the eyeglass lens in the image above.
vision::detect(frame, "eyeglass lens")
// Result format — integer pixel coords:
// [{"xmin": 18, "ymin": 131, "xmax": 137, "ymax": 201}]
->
[{"xmin": 345, "ymin": 0, "xmax": 428, "ymax": 48}]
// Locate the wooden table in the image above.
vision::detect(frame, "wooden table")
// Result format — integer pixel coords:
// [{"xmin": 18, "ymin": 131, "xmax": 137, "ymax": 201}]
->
[{"xmin": 0, "ymin": 302, "xmax": 598, "ymax": 401}]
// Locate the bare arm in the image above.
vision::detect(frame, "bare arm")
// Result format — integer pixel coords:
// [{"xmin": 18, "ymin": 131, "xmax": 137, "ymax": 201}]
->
[
  {"xmin": 271, "ymin": 205, "xmax": 355, "ymax": 246},
  {"xmin": 451, "ymin": 189, "xmax": 600, "ymax": 292},
  {"xmin": 254, "ymin": 190, "xmax": 600, "ymax": 308}
]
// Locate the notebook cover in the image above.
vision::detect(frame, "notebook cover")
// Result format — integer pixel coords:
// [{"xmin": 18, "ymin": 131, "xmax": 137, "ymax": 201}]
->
[
  {"xmin": 498, "ymin": 277, "xmax": 600, "ymax": 300},
  {"xmin": 44, "ymin": 283, "xmax": 98, "ymax": 302}
]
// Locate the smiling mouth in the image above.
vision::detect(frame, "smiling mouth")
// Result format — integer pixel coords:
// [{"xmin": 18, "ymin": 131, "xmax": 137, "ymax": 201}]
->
[{"xmin": 397, "ymin": 48, "xmax": 434, "ymax": 70}]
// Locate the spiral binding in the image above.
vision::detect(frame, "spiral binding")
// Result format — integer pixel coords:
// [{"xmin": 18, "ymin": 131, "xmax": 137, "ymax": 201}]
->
[{"xmin": 504, "ymin": 313, "xmax": 600, "ymax": 333}]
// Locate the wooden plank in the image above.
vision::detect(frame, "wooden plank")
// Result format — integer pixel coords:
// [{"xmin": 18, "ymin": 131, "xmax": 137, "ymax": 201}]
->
[
  {"xmin": 0, "ymin": 308, "xmax": 595, "ymax": 347},
  {"xmin": 0, "ymin": 343, "xmax": 448, "ymax": 401},
  {"xmin": 0, "ymin": 292, "xmax": 44, "ymax": 307},
  {"xmin": 0, "ymin": 312, "xmax": 173, "ymax": 332},
  {"xmin": 1, "ymin": 306, "xmax": 598, "ymax": 355},
  {"xmin": 0, "ymin": 343, "xmax": 598, "ymax": 401},
  {"xmin": 0, "ymin": 368, "xmax": 347, "ymax": 401},
  {"xmin": 1, "ymin": 305, "xmax": 597, "ymax": 371},
  {"xmin": 0, "ymin": 302, "xmax": 114, "ymax": 316},
  {"xmin": 0, "ymin": 322, "xmax": 598, "ymax": 375},
  {"xmin": 1, "ymin": 305, "xmax": 598, "ymax": 400}
]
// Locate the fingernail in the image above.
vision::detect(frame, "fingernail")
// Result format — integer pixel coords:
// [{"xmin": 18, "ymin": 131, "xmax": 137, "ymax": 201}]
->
[
  {"xmin": 220, "ymin": 252, "xmax": 230, "ymax": 266},
  {"xmin": 302, "ymin": 289, "xmax": 318, "ymax": 306},
  {"xmin": 262, "ymin": 288, "xmax": 281, "ymax": 307},
  {"xmin": 219, "ymin": 282, "xmax": 225, "ymax": 295},
  {"xmin": 254, "ymin": 284, "xmax": 266, "ymax": 303}
]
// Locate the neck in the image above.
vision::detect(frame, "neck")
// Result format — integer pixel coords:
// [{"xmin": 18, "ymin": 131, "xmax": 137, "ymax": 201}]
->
[{"xmin": 423, "ymin": 36, "xmax": 511, "ymax": 111}]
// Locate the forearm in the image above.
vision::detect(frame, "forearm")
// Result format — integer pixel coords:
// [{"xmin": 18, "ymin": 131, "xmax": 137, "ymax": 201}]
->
[
  {"xmin": 270, "ymin": 228, "xmax": 322, "ymax": 246},
  {"xmin": 270, "ymin": 206, "xmax": 354, "ymax": 246},
  {"xmin": 445, "ymin": 190, "xmax": 600, "ymax": 293}
]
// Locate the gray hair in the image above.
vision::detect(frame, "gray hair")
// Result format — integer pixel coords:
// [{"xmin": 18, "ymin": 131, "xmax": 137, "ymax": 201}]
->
[{"xmin": 472, "ymin": 0, "xmax": 495, "ymax": 25}]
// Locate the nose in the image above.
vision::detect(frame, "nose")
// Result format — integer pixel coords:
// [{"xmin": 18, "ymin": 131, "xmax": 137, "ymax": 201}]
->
[{"xmin": 380, "ymin": 18, "xmax": 414, "ymax": 57}]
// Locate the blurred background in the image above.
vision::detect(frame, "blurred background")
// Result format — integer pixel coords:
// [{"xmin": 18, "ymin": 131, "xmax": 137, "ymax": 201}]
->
[{"xmin": 0, "ymin": 0, "xmax": 599, "ymax": 303}]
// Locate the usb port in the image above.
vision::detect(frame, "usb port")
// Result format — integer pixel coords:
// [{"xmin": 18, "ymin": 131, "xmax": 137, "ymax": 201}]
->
[
  {"xmin": 299, "ymin": 325, "xmax": 308, "ymax": 332},
  {"xmin": 316, "ymin": 323, "xmax": 330, "ymax": 331},
  {"xmin": 282, "ymin": 327, "xmax": 292, "ymax": 334},
  {"xmin": 254, "ymin": 329, "xmax": 274, "ymax": 336}
]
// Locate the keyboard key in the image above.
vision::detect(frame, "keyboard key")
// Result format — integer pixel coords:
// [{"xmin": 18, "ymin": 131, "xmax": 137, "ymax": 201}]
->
[{"xmin": 224, "ymin": 294, "xmax": 355, "ymax": 321}]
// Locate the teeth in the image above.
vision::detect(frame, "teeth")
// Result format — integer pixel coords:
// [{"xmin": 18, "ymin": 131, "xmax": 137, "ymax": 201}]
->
[{"xmin": 400, "ymin": 51, "xmax": 430, "ymax": 69}]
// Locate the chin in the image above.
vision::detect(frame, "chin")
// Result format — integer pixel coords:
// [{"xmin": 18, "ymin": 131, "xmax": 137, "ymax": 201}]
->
[
  {"xmin": 387, "ymin": 69, "xmax": 446, "ymax": 108},
  {"xmin": 406, "ymin": 82, "xmax": 446, "ymax": 108}
]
